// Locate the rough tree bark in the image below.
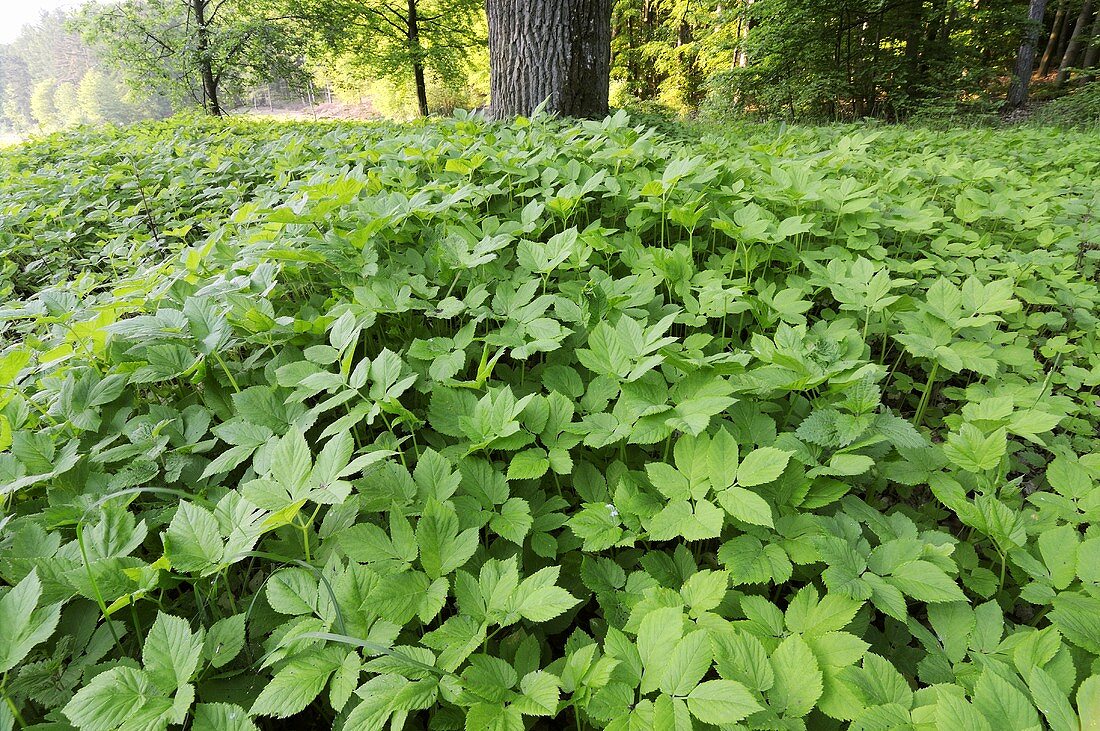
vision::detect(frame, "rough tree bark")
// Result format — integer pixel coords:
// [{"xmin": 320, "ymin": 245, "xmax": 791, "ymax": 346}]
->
[
  {"xmin": 191, "ymin": 0, "xmax": 222, "ymax": 116},
  {"xmin": 407, "ymin": 0, "xmax": 429, "ymax": 117},
  {"xmin": 1056, "ymin": 0, "xmax": 1094, "ymax": 85},
  {"xmin": 1007, "ymin": 0, "xmax": 1049, "ymax": 107},
  {"xmin": 486, "ymin": 0, "xmax": 614, "ymax": 119},
  {"xmin": 1039, "ymin": 0, "xmax": 1068, "ymax": 75}
]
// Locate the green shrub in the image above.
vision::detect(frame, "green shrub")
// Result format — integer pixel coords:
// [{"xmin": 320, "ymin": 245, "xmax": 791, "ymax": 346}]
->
[{"xmin": 1032, "ymin": 81, "xmax": 1100, "ymax": 128}]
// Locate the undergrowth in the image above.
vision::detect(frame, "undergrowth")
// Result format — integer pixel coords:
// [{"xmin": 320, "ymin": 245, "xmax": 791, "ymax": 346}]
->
[{"xmin": 1, "ymin": 113, "xmax": 1099, "ymax": 730}]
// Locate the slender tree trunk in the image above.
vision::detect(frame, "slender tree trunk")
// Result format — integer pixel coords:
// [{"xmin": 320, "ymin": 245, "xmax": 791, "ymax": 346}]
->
[
  {"xmin": 1082, "ymin": 14, "xmax": 1100, "ymax": 73},
  {"xmin": 1055, "ymin": 2, "xmax": 1075, "ymax": 58},
  {"xmin": 677, "ymin": 14, "xmax": 703, "ymax": 107},
  {"xmin": 191, "ymin": 0, "xmax": 221, "ymax": 116},
  {"xmin": 407, "ymin": 0, "xmax": 429, "ymax": 116},
  {"xmin": 1056, "ymin": 0, "xmax": 1094, "ymax": 85},
  {"xmin": 903, "ymin": 0, "xmax": 925, "ymax": 103},
  {"xmin": 486, "ymin": 0, "xmax": 614, "ymax": 118},
  {"xmin": 1039, "ymin": 0, "xmax": 1068, "ymax": 75},
  {"xmin": 1008, "ymin": 0, "xmax": 1049, "ymax": 107}
]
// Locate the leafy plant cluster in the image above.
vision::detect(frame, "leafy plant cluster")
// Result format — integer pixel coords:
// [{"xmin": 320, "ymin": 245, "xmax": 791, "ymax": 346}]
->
[{"xmin": 1, "ymin": 113, "xmax": 1099, "ymax": 730}]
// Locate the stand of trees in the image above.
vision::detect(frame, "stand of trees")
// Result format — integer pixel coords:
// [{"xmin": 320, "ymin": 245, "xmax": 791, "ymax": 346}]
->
[
  {"xmin": 79, "ymin": 0, "xmax": 309, "ymax": 116},
  {"xmin": 609, "ymin": 0, "xmax": 1099, "ymax": 120},
  {"xmin": 3, "ymin": 0, "xmax": 1098, "ymax": 127},
  {"xmin": 289, "ymin": 0, "xmax": 485, "ymax": 118}
]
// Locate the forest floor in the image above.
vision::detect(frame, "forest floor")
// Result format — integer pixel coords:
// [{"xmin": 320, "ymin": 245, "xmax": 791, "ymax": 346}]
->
[{"xmin": 0, "ymin": 116, "xmax": 1098, "ymax": 730}]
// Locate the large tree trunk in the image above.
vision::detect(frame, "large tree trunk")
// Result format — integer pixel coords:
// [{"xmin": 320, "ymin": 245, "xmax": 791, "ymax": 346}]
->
[
  {"xmin": 1039, "ymin": 0, "xmax": 1068, "ymax": 75},
  {"xmin": 1007, "ymin": 0, "xmax": 1049, "ymax": 107},
  {"xmin": 407, "ymin": 0, "xmax": 429, "ymax": 117},
  {"xmin": 191, "ymin": 0, "xmax": 221, "ymax": 116},
  {"xmin": 1056, "ymin": 0, "xmax": 1094, "ymax": 85},
  {"xmin": 486, "ymin": 0, "xmax": 613, "ymax": 119}
]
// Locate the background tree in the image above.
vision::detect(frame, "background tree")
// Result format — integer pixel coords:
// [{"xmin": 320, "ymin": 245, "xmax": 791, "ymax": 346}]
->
[
  {"xmin": 0, "ymin": 50, "xmax": 32, "ymax": 131},
  {"xmin": 1055, "ymin": 0, "xmax": 1097, "ymax": 84},
  {"xmin": 53, "ymin": 81, "xmax": 85, "ymax": 127},
  {"xmin": 78, "ymin": 68, "xmax": 146, "ymax": 124},
  {"xmin": 610, "ymin": 0, "xmax": 728, "ymax": 111},
  {"xmin": 629, "ymin": 0, "xmax": 1050, "ymax": 120},
  {"xmin": 29, "ymin": 79, "xmax": 60, "ymax": 130},
  {"xmin": 1007, "ymin": 0, "xmax": 1049, "ymax": 107},
  {"xmin": 80, "ymin": 0, "xmax": 308, "ymax": 115},
  {"xmin": 1039, "ymin": 0, "xmax": 1069, "ymax": 74},
  {"xmin": 287, "ymin": 0, "xmax": 484, "ymax": 117},
  {"xmin": 486, "ymin": 0, "xmax": 614, "ymax": 118}
]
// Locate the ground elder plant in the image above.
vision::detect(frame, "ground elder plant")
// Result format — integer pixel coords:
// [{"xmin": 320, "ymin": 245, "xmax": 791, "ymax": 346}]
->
[{"xmin": 0, "ymin": 113, "xmax": 1099, "ymax": 730}]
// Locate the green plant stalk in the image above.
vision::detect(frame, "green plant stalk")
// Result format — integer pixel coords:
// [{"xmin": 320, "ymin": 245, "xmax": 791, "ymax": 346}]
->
[
  {"xmin": 1, "ymin": 678, "xmax": 27, "ymax": 731},
  {"xmin": 76, "ymin": 522, "xmax": 126, "ymax": 655},
  {"xmin": 913, "ymin": 361, "xmax": 940, "ymax": 427},
  {"xmin": 211, "ymin": 350, "xmax": 241, "ymax": 393}
]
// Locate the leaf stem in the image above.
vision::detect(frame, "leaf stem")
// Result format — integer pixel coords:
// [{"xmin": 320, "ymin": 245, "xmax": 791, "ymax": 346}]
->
[
  {"xmin": 913, "ymin": 361, "xmax": 939, "ymax": 428},
  {"xmin": 1, "ymin": 681, "xmax": 27, "ymax": 730},
  {"xmin": 211, "ymin": 350, "xmax": 241, "ymax": 393}
]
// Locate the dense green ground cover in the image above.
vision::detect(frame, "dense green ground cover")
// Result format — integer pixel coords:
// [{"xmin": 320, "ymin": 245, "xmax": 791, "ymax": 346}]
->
[{"xmin": 1, "ymin": 115, "xmax": 1099, "ymax": 730}]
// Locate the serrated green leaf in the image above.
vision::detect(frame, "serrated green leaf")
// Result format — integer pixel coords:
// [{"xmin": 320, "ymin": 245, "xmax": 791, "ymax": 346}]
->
[
  {"xmin": 204, "ymin": 614, "xmax": 246, "ymax": 669},
  {"xmin": 490, "ymin": 497, "xmax": 532, "ymax": 544},
  {"xmin": 193, "ymin": 703, "xmax": 258, "ymax": 731},
  {"xmin": 164, "ymin": 502, "xmax": 223, "ymax": 574},
  {"xmin": 508, "ymin": 448, "xmax": 550, "ymax": 480},
  {"xmin": 0, "ymin": 569, "xmax": 61, "ymax": 674},
  {"xmin": 686, "ymin": 680, "xmax": 762, "ymax": 725},
  {"xmin": 142, "ymin": 612, "xmax": 204, "ymax": 692},
  {"xmin": 717, "ymin": 485, "xmax": 774, "ymax": 527},
  {"xmin": 887, "ymin": 560, "xmax": 965, "ymax": 603},
  {"xmin": 769, "ymin": 634, "xmax": 822, "ymax": 717},
  {"xmin": 250, "ymin": 648, "xmax": 343, "ymax": 718},
  {"xmin": 735, "ymin": 446, "xmax": 792, "ymax": 487}
]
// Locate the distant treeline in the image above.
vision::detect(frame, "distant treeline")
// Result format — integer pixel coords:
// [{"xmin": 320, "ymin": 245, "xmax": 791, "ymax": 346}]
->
[{"xmin": 0, "ymin": 11, "xmax": 168, "ymax": 132}]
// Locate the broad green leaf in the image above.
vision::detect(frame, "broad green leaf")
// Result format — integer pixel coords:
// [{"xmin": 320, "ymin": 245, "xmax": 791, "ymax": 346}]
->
[
  {"xmin": 769, "ymin": 634, "xmax": 822, "ymax": 717},
  {"xmin": 143, "ymin": 612, "xmax": 204, "ymax": 692},
  {"xmin": 193, "ymin": 703, "xmax": 258, "ymax": 731},
  {"xmin": 490, "ymin": 497, "xmax": 533, "ymax": 544},
  {"xmin": 888, "ymin": 560, "xmax": 965, "ymax": 603},
  {"xmin": 973, "ymin": 667, "xmax": 1040, "ymax": 730},
  {"xmin": 686, "ymin": 680, "xmax": 762, "ymax": 725},
  {"xmin": 1050, "ymin": 593, "xmax": 1100, "ymax": 653},
  {"xmin": 416, "ymin": 499, "xmax": 479, "ymax": 579},
  {"xmin": 204, "ymin": 614, "xmax": 246, "ymax": 669},
  {"xmin": 513, "ymin": 671, "xmax": 560, "ymax": 716},
  {"xmin": 680, "ymin": 569, "xmax": 729, "ymax": 616},
  {"xmin": 936, "ymin": 693, "xmax": 993, "ymax": 731},
  {"xmin": 943, "ymin": 425, "xmax": 1006, "ymax": 473},
  {"xmin": 717, "ymin": 485, "xmax": 774, "ymax": 527},
  {"xmin": 0, "ymin": 569, "xmax": 61, "ymax": 674},
  {"xmin": 250, "ymin": 648, "xmax": 343, "ymax": 718},
  {"xmin": 63, "ymin": 667, "xmax": 174, "ymax": 731},
  {"xmin": 736, "ymin": 446, "xmax": 792, "ymax": 487},
  {"xmin": 658, "ymin": 630, "xmax": 712, "ymax": 696},
  {"xmin": 508, "ymin": 448, "xmax": 550, "ymax": 480},
  {"xmin": 164, "ymin": 501, "xmax": 223, "ymax": 574},
  {"xmin": 1027, "ymin": 666, "xmax": 1078, "ymax": 731},
  {"xmin": 1078, "ymin": 675, "xmax": 1100, "ymax": 731}
]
